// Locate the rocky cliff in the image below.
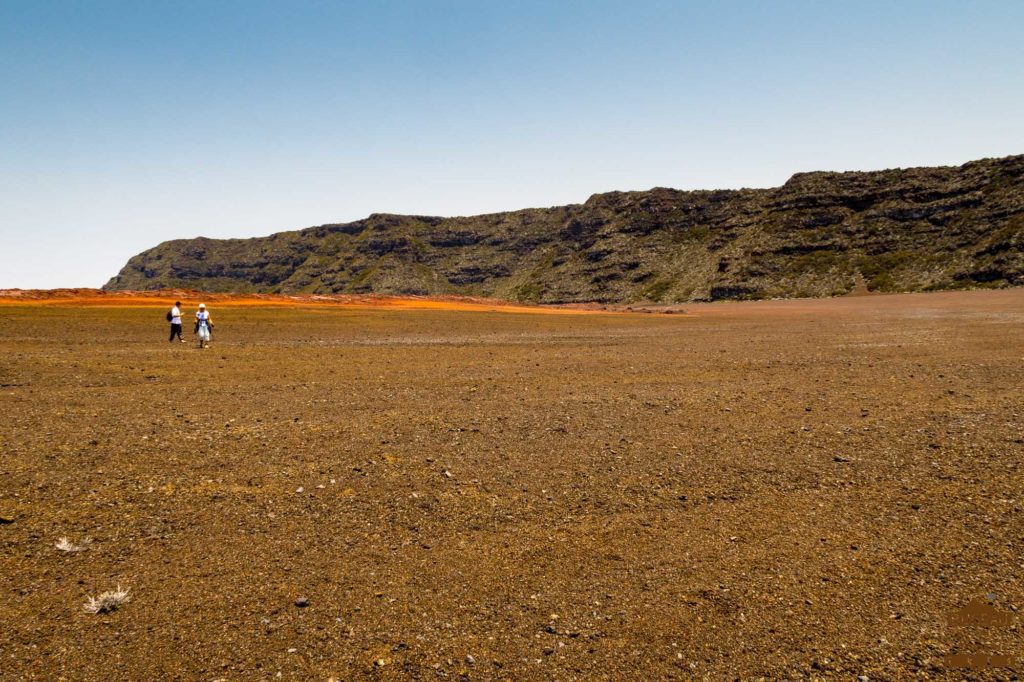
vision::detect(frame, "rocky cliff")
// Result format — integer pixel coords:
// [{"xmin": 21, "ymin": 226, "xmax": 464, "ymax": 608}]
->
[{"xmin": 105, "ymin": 155, "xmax": 1024, "ymax": 303}]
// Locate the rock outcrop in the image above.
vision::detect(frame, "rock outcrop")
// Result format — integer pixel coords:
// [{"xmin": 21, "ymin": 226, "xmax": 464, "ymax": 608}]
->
[{"xmin": 105, "ymin": 155, "xmax": 1024, "ymax": 302}]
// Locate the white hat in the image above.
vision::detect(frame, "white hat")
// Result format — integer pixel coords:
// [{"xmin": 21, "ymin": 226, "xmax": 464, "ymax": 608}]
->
[{"xmin": 198, "ymin": 303, "xmax": 206, "ymax": 309}]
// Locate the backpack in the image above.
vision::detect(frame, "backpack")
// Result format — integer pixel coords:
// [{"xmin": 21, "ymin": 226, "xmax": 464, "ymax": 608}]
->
[{"xmin": 166, "ymin": 310, "xmax": 173, "ymax": 322}]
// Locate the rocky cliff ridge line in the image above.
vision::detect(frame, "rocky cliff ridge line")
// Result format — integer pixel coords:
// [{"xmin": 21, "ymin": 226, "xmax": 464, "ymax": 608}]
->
[{"xmin": 105, "ymin": 155, "xmax": 1024, "ymax": 303}]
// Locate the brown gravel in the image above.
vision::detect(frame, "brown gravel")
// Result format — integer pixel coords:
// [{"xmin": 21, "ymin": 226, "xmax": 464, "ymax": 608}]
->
[{"xmin": 1, "ymin": 290, "xmax": 1022, "ymax": 680}]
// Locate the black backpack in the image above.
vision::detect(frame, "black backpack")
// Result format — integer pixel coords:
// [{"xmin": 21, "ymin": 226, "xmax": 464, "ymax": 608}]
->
[{"xmin": 166, "ymin": 309, "xmax": 173, "ymax": 322}]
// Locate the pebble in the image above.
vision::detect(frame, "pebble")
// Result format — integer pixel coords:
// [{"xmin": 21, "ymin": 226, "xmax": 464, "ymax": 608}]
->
[
  {"xmin": 465, "ymin": 654, "xmax": 475, "ymax": 664},
  {"xmin": 295, "ymin": 486, "xmax": 304, "ymax": 494},
  {"xmin": 294, "ymin": 597, "xmax": 309, "ymax": 608}
]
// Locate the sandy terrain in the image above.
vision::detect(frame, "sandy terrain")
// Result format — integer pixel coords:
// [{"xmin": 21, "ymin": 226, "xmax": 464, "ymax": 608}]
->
[
  {"xmin": 0, "ymin": 289, "xmax": 609, "ymax": 315},
  {"xmin": 1, "ymin": 289, "xmax": 1022, "ymax": 679}
]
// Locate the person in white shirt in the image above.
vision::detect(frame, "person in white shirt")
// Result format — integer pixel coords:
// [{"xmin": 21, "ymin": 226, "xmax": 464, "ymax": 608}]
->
[
  {"xmin": 168, "ymin": 301, "xmax": 184, "ymax": 343},
  {"xmin": 195, "ymin": 303, "xmax": 213, "ymax": 348}
]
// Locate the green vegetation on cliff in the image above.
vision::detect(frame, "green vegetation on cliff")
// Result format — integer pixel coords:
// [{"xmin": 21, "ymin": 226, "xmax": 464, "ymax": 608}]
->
[{"xmin": 105, "ymin": 155, "xmax": 1024, "ymax": 303}]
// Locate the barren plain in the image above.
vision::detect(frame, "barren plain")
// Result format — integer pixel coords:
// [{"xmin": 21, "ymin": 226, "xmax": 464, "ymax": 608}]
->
[{"xmin": 1, "ymin": 289, "xmax": 1023, "ymax": 680}]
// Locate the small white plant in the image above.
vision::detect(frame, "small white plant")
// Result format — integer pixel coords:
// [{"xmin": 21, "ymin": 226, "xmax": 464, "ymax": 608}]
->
[
  {"xmin": 55, "ymin": 536, "xmax": 91, "ymax": 553},
  {"xmin": 83, "ymin": 586, "xmax": 131, "ymax": 614}
]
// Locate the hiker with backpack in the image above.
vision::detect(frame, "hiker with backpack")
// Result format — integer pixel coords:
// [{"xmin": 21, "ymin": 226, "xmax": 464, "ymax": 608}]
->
[
  {"xmin": 194, "ymin": 303, "xmax": 214, "ymax": 349},
  {"xmin": 167, "ymin": 301, "xmax": 184, "ymax": 343}
]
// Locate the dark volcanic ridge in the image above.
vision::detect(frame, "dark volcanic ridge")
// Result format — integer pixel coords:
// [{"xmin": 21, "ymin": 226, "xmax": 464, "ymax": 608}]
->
[{"xmin": 105, "ymin": 155, "xmax": 1024, "ymax": 303}]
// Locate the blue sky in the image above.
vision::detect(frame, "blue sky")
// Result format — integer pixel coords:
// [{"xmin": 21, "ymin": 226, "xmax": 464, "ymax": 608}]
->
[{"xmin": 1, "ymin": 0, "xmax": 1022, "ymax": 288}]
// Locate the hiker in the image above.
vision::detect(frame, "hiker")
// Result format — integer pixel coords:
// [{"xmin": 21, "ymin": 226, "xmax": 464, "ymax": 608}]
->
[
  {"xmin": 168, "ymin": 301, "xmax": 184, "ymax": 343},
  {"xmin": 194, "ymin": 303, "xmax": 214, "ymax": 348}
]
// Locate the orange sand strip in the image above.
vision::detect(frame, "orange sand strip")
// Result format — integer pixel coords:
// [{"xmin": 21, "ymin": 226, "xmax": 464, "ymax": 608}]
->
[{"xmin": 0, "ymin": 288, "xmax": 624, "ymax": 315}]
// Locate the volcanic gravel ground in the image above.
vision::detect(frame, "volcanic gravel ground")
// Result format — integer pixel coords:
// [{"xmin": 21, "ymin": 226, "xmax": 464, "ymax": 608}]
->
[{"xmin": 1, "ymin": 290, "xmax": 1023, "ymax": 680}]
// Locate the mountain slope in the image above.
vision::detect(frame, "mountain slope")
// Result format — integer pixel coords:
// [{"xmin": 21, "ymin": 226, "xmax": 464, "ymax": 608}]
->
[{"xmin": 105, "ymin": 155, "xmax": 1024, "ymax": 303}]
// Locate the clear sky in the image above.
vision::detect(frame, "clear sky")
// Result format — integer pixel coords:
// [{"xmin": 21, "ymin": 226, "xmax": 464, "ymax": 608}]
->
[{"xmin": 1, "ymin": 0, "xmax": 1022, "ymax": 289}]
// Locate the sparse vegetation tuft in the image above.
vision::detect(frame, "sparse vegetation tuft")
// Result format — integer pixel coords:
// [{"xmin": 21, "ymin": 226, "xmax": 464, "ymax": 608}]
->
[
  {"xmin": 642, "ymin": 278, "xmax": 674, "ymax": 301},
  {"xmin": 83, "ymin": 586, "xmax": 131, "ymax": 614},
  {"xmin": 857, "ymin": 251, "xmax": 915, "ymax": 291},
  {"xmin": 55, "ymin": 537, "xmax": 91, "ymax": 552}
]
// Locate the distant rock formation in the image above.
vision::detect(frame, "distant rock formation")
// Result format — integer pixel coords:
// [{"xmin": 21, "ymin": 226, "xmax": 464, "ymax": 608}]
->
[{"xmin": 105, "ymin": 155, "xmax": 1024, "ymax": 302}]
